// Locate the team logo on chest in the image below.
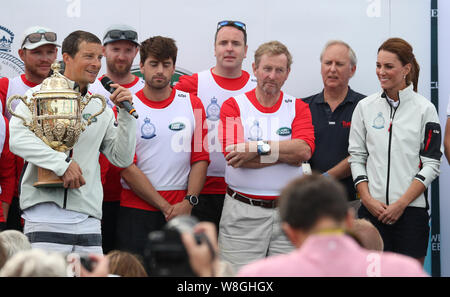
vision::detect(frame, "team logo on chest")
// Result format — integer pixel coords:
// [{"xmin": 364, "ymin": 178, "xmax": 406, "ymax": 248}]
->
[
  {"xmin": 372, "ymin": 112, "xmax": 385, "ymax": 129},
  {"xmin": 206, "ymin": 97, "xmax": 221, "ymax": 121},
  {"xmin": 141, "ymin": 117, "xmax": 156, "ymax": 139},
  {"xmin": 248, "ymin": 120, "xmax": 263, "ymax": 141}
]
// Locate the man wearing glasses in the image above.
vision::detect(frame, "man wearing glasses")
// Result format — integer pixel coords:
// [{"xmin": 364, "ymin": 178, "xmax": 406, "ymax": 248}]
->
[
  {"xmin": 175, "ymin": 20, "xmax": 256, "ymax": 233},
  {"xmin": 88, "ymin": 24, "xmax": 144, "ymax": 254},
  {"xmin": 0, "ymin": 26, "xmax": 59, "ymax": 232}
]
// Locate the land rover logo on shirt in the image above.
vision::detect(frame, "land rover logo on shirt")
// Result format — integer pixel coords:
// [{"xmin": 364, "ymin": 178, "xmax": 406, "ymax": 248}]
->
[
  {"xmin": 82, "ymin": 113, "xmax": 97, "ymax": 123},
  {"xmin": 276, "ymin": 127, "xmax": 292, "ymax": 136},
  {"xmin": 169, "ymin": 122, "xmax": 186, "ymax": 131}
]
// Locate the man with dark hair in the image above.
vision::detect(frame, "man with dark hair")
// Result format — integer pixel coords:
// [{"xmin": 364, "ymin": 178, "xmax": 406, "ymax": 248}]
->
[
  {"xmin": 9, "ymin": 30, "xmax": 136, "ymax": 254},
  {"xmin": 238, "ymin": 175, "xmax": 428, "ymax": 277},
  {"xmin": 174, "ymin": 20, "xmax": 256, "ymax": 233},
  {"xmin": 116, "ymin": 36, "xmax": 209, "ymax": 257}
]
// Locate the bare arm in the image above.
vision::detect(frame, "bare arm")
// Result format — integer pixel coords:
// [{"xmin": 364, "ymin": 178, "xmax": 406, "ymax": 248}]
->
[
  {"xmin": 225, "ymin": 139, "xmax": 311, "ymax": 169},
  {"xmin": 168, "ymin": 160, "xmax": 208, "ymax": 220},
  {"xmin": 120, "ymin": 164, "xmax": 173, "ymax": 219},
  {"xmin": 326, "ymin": 156, "xmax": 352, "ymax": 179},
  {"xmin": 356, "ymin": 181, "xmax": 387, "ymax": 219}
]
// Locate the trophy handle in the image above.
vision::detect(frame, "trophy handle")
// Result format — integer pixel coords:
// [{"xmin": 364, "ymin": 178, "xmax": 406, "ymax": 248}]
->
[
  {"xmin": 82, "ymin": 93, "xmax": 107, "ymax": 125},
  {"xmin": 6, "ymin": 95, "xmax": 32, "ymax": 127}
]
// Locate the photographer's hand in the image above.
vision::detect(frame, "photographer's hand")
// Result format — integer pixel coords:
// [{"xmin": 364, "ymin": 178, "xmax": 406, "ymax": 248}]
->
[
  {"xmin": 79, "ymin": 254, "xmax": 109, "ymax": 277},
  {"xmin": 181, "ymin": 222, "xmax": 220, "ymax": 277}
]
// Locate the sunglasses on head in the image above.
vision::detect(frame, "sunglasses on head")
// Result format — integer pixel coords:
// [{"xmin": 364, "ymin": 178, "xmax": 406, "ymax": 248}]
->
[
  {"xmin": 22, "ymin": 32, "xmax": 57, "ymax": 47},
  {"xmin": 216, "ymin": 20, "xmax": 246, "ymax": 33},
  {"xmin": 106, "ymin": 30, "xmax": 138, "ymax": 41}
]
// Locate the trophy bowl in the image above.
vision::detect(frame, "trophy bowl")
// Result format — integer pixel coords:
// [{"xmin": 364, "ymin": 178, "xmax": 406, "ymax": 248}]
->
[{"xmin": 7, "ymin": 62, "xmax": 106, "ymax": 187}]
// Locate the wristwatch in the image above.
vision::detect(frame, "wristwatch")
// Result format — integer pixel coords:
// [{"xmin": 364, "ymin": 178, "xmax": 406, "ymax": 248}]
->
[
  {"xmin": 257, "ymin": 141, "xmax": 271, "ymax": 155},
  {"xmin": 184, "ymin": 195, "xmax": 199, "ymax": 206}
]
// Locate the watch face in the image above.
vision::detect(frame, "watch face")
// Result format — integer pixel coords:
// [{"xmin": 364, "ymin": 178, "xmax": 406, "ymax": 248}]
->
[
  {"xmin": 187, "ymin": 195, "xmax": 199, "ymax": 206},
  {"xmin": 262, "ymin": 143, "xmax": 271, "ymax": 153}
]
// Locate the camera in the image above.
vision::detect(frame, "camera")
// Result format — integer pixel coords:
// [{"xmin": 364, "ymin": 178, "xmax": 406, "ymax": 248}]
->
[{"xmin": 144, "ymin": 215, "xmax": 209, "ymax": 277}]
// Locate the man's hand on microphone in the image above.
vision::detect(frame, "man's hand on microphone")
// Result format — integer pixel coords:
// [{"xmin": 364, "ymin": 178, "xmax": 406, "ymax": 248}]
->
[
  {"xmin": 62, "ymin": 161, "xmax": 86, "ymax": 189},
  {"xmin": 109, "ymin": 83, "xmax": 133, "ymax": 109}
]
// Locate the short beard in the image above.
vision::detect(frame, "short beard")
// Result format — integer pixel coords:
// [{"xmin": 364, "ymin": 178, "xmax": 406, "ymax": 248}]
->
[{"xmin": 107, "ymin": 60, "xmax": 132, "ymax": 78}]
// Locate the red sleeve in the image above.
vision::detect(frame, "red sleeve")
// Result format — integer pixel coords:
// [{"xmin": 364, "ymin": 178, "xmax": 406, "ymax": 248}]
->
[
  {"xmin": 190, "ymin": 95, "xmax": 210, "ymax": 164},
  {"xmin": 98, "ymin": 153, "xmax": 110, "ymax": 185},
  {"xmin": 173, "ymin": 73, "xmax": 198, "ymax": 96},
  {"xmin": 219, "ymin": 97, "xmax": 244, "ymax": 157},
  {"xmin": 0, "ymin": 77, "xmax": 10, "ymax": 115},
  {"xmin": 0, "ymin": 117, "xmax": 16, "ymax": 204},
  {"xmin": 292, "ymin": 99, "xmax": 315, "ymax": 154}
]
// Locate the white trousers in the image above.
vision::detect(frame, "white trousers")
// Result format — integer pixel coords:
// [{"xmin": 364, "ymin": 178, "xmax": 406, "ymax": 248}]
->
[
  {"xmin": 218, "ymin": 194, "xmax": 294, "ymax": 274},
  {"xmin": 24, "ymin": 217, "xmax": 103, "ymax": 255}
]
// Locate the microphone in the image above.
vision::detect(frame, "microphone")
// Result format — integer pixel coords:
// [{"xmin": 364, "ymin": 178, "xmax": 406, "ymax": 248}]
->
[{"xmin": 100, "ymin": 76, "xmax": 138, "ymax": 119}]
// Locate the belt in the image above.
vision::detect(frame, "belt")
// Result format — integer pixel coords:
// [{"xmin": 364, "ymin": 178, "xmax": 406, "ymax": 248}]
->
[{"xmin": 226, "ymin": 187, "xmax": 278, "ymax": 209}]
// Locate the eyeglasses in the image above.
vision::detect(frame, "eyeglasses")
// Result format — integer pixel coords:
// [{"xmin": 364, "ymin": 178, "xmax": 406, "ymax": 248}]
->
[
  {"xmin": 22, "ymin": 32, "xmax": 57, "ymax": 47},
  {"xmin": 106, "ymin": 30, "xmax": 138, "ymax": 41},
  {"xmin": 216, "ymin": 20, "xmax": 246, "ymax": 33}
]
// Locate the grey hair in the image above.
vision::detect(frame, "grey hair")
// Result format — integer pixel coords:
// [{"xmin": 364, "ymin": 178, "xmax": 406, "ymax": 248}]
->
[
  {"xmin": 320, "ymin": 40, "xmax": 357, "ymax": 67},
  {"xmin": 0, "ymin": 249, "xmax": 68, "ymax": 277},
  {"xmin": 0, "ymin": 230, "xmax": 32, "ymax": 260}
]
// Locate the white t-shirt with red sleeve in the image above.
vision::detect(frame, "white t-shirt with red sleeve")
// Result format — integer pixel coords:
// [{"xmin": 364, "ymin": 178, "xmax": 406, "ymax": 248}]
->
[
  {"xmin": 220, "ymin": 89, "xmax": 315, "ymax": 199},
  {"xmin": 175, "ymin": 69, "xmax": 256, "ymax": 194},
  {"xmin": 120, "ymin": 88, "xmax": 209, "ymax": 211},
  {"xmin": 0, "ymin": 74, "xmax": 38, "ymax": 200},
  {"xmin": 0, "ymin": 74, "xmax": 38, "ymax": 119}
]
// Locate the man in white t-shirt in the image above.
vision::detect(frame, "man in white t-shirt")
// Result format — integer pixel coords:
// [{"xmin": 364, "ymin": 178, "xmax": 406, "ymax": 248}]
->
[
  {"xmin": 116, "ymin": 36, "xmax": 209, "ymax": 258},
  {"xmin": 0, "ymin": 26, "xmax": 59, "ymax": 231},
  {"xmin": 88, "ymin": 24, "xmax": 144, "ymax": 254},
  {"xmin": 175, "ymin": 20, "xmax": 256, "ymax": 233},
  {"xmin": 219, "ymin": 41, "xmax": 315, "ymax": 273}
]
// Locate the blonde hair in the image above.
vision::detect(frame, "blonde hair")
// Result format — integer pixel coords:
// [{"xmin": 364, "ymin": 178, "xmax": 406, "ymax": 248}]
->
[
  {"xmin": 107, "ymin": 250, "xmax": 148, "ymax": 277},
  {"xmin": 254, "ymin": 41, "xmax": 292, "ymax": 69},
  {"xmin": 351, "ymin": 219, "xmax": 384, "ymax": 251}
]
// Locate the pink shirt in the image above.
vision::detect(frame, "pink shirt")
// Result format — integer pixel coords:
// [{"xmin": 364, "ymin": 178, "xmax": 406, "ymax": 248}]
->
[{"xmin": 237, "ymin": 234, "xmax": 428, "ymax": 277}]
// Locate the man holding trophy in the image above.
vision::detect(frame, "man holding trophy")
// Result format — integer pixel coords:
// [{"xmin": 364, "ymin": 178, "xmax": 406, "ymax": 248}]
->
[{"xmin": 8, "ymin": 30, "xmax": 137, "ymax": 254}]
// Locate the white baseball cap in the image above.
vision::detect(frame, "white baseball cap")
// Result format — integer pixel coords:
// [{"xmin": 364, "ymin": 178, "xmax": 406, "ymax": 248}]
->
[
  {"xmin": 103, "ymin": 24, "xmax": 139, "ymax": 46},
  {"xmin": 20, "ymin": 26, "xmax": 60, "ymax": 50}
]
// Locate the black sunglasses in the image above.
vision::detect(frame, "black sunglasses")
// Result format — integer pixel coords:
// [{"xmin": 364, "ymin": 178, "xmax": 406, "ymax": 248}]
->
[
  {"xmin": 216, "ymin": 20, "xmax": 246, "ymax": 33},
  {"xmin": 22, "ymin": 32, "xmax": 57, "ymax": 47},
  {"xmin": 106, "ymin": 30, "xmax": 137, "ymax": 41}
]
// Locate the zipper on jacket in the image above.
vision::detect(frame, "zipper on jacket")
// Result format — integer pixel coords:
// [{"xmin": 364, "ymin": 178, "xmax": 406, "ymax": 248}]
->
[
  {"xmin": 63, "ymin": 149, "xmax": 73, "ymax": 209},
  {"xmin": 385, "ymin": 97, "xmax": 399, "ymax": 206}
]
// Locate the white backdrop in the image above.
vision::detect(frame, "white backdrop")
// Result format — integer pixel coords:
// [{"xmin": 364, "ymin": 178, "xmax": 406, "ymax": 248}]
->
[{"xmin": 2, "ymin": 0, "xmax": 446, "ymax": 274}]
